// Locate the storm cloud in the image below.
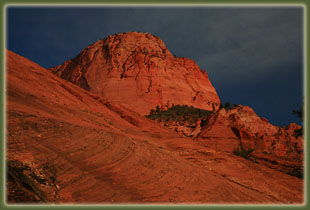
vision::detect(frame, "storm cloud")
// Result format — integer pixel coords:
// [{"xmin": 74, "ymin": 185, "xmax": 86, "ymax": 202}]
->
[{"xmin": 6, "ymin": 5, "xmax": 304, "ymax": 126}]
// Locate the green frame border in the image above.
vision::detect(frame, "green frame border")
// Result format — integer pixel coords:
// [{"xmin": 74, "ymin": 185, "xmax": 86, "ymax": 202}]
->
[{"xmin": 1, "ymin": 0, "xmax": 309, "ymax": 209}]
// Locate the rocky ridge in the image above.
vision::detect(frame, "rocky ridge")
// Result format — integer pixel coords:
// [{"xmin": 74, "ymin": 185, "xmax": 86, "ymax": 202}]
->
[
  {"xmin": 197, "ymin": 105, "xmax": 304, "ymax": 177},
  {"xmin": 146, "ymin": 104, "xmax": 304, "ymax": 178},
  {"xmin": 198, "ymin": 105, "xmax": 303, "ymax": 156}
]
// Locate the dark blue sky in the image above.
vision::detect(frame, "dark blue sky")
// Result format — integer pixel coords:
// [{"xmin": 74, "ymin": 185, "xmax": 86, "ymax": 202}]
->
[{"xmin": 6, "ymin": 6, "xmax": 304, "ymax": 126}]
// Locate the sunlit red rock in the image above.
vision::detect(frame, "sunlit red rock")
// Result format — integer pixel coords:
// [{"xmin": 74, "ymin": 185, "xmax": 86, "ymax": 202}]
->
[
  {"xmin": 6, "ymin": 37, "xmax": 304, "ymax": 203},
  {"xmin": 197, "ymin": 105, "xmax": 304, "ymax": 177},
  {"xmin": 49, "ymin": 32, "xmax": 221, "ymax": 115}
]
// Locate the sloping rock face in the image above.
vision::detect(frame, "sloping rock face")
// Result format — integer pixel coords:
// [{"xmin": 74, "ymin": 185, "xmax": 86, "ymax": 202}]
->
[
  {"xmin": 197, "ymin": 105, "xmax": 304, "ymax": 177},
  {"xmin": 49, "ymin": 32, "xmax": 220, "ymax": 115},
  {"xmin": 6, "ymin": 50, "xmax": 304, "ymax": 204}
]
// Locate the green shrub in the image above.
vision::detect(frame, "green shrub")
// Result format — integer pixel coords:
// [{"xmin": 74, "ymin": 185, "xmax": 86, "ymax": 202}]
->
[
  {"xmin": 219, "ymin": 102, "xmax": 239, "ymax": 110},
  {"xmin": 146, "ymin": 104, "xmax": 213, "ymax": 123},
  {"xmin": 233, "ymin": 146, "xmax": 255, "ymax": 160},
  {"xmin": 224, "ymin": 102, "xmax": 231, "ymax": 110},
  {"xmin": 294, "ymin": 128, "xmax": 303, "ymax": 138}
]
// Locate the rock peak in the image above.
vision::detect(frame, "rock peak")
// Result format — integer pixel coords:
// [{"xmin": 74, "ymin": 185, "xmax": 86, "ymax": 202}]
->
[
  {"xmin": 104, "ymin": 31, "xmax": 158, "ymax": 39},
  {"xmin": 49, "ymin": 32, "xmax": 221, "ymax": 114},
  {"xmin": 84, "ymin": 31, "xmax": 170, "ymax": 54}
]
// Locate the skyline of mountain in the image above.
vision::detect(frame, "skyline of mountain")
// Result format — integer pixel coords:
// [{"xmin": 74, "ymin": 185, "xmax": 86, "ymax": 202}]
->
[{"xmin": 6, "ymin": 6, "xmax": 304, "ymax": 126}]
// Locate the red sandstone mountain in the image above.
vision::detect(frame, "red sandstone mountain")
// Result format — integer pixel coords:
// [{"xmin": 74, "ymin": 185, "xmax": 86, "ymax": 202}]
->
[
  {"xmin": 49, "ymin": 32, "xmax": 220, "ymax": 115},
  {"xmin": 6, "ymin": 50, "xmax": 304, "ymax": 204}
]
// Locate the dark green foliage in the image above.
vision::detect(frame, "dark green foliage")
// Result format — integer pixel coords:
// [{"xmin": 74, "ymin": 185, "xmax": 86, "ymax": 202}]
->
[
  {"xmin": 294, "ymin": 128, "xmax": 303, "ymax": 138},
  {"xmin": 292, "ymin": 97, "xmax": 304, "ymax": 122},
  {"xmin": 146, "ymin": 104, "xmax": 212, "ymax": 123},
  {"xmin": 200, "ymin": 119, "xmax": 208, "ymax": 127},
  {"xmin": 233, "ymin": 146, "xmax": 255, "ymax": 160},
  {"xmin": 224, "ymin": 102, "xmax": 231, "ymax": 110},
  {"xmin": 220, "ymin": 101, "xmax": 233, "ymax": 110},
  {"xmin": 156, "ymin": 105, "xmax": 160, "ymax": 113}
]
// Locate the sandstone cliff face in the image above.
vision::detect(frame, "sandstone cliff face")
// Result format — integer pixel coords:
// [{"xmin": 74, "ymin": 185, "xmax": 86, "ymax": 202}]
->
[
  {"xmin": 49, "ymin": 32, "xmax": 220, "ymax": 115},
  {"xmin": 197, "ymin": 105, "xmax": 304, "ymax": 177},
  {"xmin": 198, "ymin": 105, "xmax": 303, "ymax": 155}
]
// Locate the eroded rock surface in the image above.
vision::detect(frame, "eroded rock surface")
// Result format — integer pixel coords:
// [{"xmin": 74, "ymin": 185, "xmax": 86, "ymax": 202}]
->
[
  {"xmin": 197, "ymin": 105, "xmax": 304, "ymax": 178},
  {"xmin": 6, "ymin": 47, "xmax": 304, "ymax": 204},
  {"xmin": 49, "ymin": 32, "xmax": 220, "ymax": 115}
]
